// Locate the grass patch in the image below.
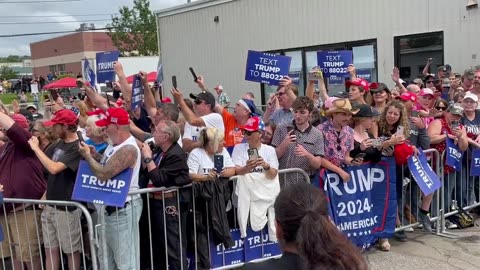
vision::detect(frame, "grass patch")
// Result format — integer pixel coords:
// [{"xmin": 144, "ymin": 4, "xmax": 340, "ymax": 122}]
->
[{"xmin": 0, "ymin": 93, "xmax": 34, "ymax": 104}]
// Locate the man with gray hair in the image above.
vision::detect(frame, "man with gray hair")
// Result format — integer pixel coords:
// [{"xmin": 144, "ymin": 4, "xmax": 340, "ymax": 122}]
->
[
  {"xmin": 140, "ymin": 120, "xmax": 190, "ymax": 270},
  {"xmin": 78, "ymin": 107, "xmax": 143, "ymax": 270},
  {"xmin": 406, "ymin": 83, "xmax": 421, "ymax": 94}
]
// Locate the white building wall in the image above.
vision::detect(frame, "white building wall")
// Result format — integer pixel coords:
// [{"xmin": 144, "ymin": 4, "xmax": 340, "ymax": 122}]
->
[{"xmin": 157, "ymin": 0, "xmax": 480, "ymax": 103}]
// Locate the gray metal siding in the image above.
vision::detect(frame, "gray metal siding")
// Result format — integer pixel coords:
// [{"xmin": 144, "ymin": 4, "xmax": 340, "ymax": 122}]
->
[{"xmin": 158, "ymin": 0, "xmax": 480, "ymax": 103}]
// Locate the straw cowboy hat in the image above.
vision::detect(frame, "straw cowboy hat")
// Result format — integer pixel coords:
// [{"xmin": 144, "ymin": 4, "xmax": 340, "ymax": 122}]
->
[{"xmin": 325, "ymin": 98, "xmax": 360, "ymax": 116}]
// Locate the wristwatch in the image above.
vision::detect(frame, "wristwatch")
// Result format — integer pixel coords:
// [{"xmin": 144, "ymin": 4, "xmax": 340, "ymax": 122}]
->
[{"xmin": 143, "ymin": 157, "xmax": 153, "ymax": 164}]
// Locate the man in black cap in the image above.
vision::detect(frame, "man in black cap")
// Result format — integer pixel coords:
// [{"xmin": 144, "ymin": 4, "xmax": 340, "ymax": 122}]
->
[{"xmin": 171, "ymin": 89, "xmax": 225, "ymax": 152}]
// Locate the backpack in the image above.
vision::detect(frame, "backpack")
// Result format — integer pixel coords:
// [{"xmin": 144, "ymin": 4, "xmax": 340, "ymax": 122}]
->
[{"xmin": 447, "ymin": 207, "xmax": 475, "ymax": 229}]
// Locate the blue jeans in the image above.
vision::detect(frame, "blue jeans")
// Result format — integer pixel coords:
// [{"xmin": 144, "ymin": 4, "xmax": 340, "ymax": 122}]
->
[{"xmin": 98, "ymin": 196, "xmax": 143, "ymax": 270}]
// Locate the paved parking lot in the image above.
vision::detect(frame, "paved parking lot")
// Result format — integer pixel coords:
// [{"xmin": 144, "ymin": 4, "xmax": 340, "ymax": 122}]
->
[{"xmin": 367, "ymin": 223, "xmax": 480, "ymax": 270}]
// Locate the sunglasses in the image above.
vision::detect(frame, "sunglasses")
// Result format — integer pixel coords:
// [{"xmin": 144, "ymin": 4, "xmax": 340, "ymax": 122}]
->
[
  {"xmin": 336, "ymin": 137, "xmax": 342, "ymax": 151},
  {"xmin": 277, "ymin": 92, "xmax": 286, "ymax": 96},
  {"xmin": 426, "ymin": 80, "xmax": 435, "ymax": 84},
  {"xmin": 242, "ymin": 130, "xmax": 257, "ymax": 136},
  {"xmin": 435, "ymin": 106, "xmax": 447, "ymax": 111},
  {"xmin": 194, "ymin": 98, "xmax": 206, "ymax": 105}
]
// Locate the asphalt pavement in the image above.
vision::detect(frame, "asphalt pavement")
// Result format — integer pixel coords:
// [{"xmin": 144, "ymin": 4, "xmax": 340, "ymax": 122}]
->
[{"xmin": 367, "ymin": 222, "xmax": 480, "ymax": 270}]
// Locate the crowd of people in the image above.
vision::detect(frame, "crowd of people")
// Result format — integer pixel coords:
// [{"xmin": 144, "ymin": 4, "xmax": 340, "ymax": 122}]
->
[{"xmin": 0, "ymin": 59, "xmax": 479, "ymax": 269}]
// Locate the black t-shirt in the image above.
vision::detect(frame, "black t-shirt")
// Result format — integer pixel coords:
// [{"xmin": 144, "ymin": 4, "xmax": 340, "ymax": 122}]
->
[
  {"xmin": 133, "ymin": 107, "xmax": 152, "ymax": 133},
  {"xmin": 45, "ymin": 140, "xmax": 81, "ymax": 201},
  {"xmin": 350, "ymin": 132, "xmax": 382, "ymax": 163}
]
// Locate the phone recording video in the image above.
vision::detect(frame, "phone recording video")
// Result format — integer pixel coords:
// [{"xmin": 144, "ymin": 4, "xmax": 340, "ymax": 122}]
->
[{"xmin": 247, "ymin": 148, "xmax": 259, "ymax": 160}]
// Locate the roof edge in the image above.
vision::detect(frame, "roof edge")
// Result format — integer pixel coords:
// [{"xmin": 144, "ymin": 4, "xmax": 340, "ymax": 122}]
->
[{"xmin": 155, "ymin": 0, "xmax": 236, "ymax": 18}]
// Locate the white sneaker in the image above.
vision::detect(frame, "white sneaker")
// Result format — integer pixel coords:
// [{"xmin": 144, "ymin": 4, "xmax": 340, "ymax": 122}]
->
[
  {"xmin": 446, "ymin": 220, "xmax": 458, "ymax": 229},
  {"xmin": 404, "ymin": 227, "xmax": 414, "ymax": 232}
]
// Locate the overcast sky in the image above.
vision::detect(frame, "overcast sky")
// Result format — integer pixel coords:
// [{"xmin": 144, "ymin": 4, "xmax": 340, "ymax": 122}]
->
[{"xmin": 0, "ymin": 0, "xmax": 194, "ymax": 57}]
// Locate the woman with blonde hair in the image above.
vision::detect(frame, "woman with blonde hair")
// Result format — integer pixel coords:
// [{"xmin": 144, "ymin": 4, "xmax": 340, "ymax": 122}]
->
[
  {"xmin": 72, "ymin": 99, "xmax": 89, "ymax": 128},
  {"xmin": 187, "ymin": 127, "xmax": 236, "ymax": 181},
  {"xmin": 85, "ymin": 115, "xmax": 108, "ymax": 154}
]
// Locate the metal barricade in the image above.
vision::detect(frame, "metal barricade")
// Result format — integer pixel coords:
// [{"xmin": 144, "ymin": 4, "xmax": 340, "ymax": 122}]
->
[
  {"xmin": 395, "ymin": 148, "xmax": 443, "ymax": 235},
  {"xmin": 208, "ymin": 168, "xmax": 310, "ymax": 270},
  {"xmin": 95, "ymin": 185, "xmax": 193, "ymax": 270},
  {"xmin": 439, "ymin": 148, "xmax": 480, "ymax": 234},
  {"xmin": 0, "ymin": 199, "xmax": 97, "ymax": 270},
  {"xmin": 96, "ymin": 168, "xmax": 309, "ymax": 270}
]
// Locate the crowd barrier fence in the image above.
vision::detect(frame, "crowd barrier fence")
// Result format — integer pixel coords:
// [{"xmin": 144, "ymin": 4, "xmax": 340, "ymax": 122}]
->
[
  {"xmin": 0, "ymin": 198, "xmax": 97, "ymax": 270},
  {"xmin": 438, "ymin": 148, "xmax": 480, "ymax": 238},
  {"xmin": 395, "ymin": 148, "xmax": 443, "ymax": 235},
  {"xmin": 2, "ymin": 157, "xmax": 479, "ymax": 269}
]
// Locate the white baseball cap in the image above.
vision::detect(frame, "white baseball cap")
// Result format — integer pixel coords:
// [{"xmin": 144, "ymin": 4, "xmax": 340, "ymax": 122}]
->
[{"xmin": 464, "ymin": 92, "xmax": 479, "ymax": 102}]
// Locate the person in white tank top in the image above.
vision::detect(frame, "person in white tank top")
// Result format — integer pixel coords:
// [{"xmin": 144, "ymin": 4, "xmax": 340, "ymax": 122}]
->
[{"xmin": 79, "ymin": 107, "xmax": 143, "ymax": 270}]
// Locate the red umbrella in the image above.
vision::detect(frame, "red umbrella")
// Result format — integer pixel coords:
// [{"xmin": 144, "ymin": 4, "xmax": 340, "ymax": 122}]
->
[
  {"xmin": 43, "ymin": 77, "xmax": 89, "ymax": 89},
  {"xmin": 126, "ymin": 71, "xmax": 157, "ymax": 84}
]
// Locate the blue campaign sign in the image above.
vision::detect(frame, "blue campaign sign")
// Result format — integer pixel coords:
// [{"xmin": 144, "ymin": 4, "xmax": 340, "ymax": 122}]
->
[
  {"xmin": 321, "ymin": 158, "xmax": 397, "ymax": 250},
  {"xmin": 131, "ymin": 75, "xmax": 144, "ymax": 111},
  {"xmin": 72, "ymin": 160, "xmax": 132, "ymax": 207},
  {"xmin": 245, "ymin": 50, "xmax": 292, "ymax": 85},
  {"xmin": 470, "ymin": 149, "xmax": 480, "ymax": 176},
  {"xmin": 243, "ymin": 226, "xmax": 281, "ymax": 262},
  {"xmin": 83, "ymin": 58, "xmax": 96, "ymax": 87},
  {"xmin": 210, "ymin": 228, "xmax": 244, "ymax": 268},
  {"xmin": 96, "ymin": 51, "xmax": 120, "ymax": 83},
  {"xmin": 288, "ymin": 72, "xmax": 301, "ymax": 86},
  {"xmin": 407, "ymin": 150, "xmax": 441, "ymax": 195},
  {"xmin": 356, "ymin": 69, "xmax": 372, "ymax": 82},
  {"xmin": 446, "ymin": 138, "xmax": 463, "ymax": 171},
  {"xmin": 328, "ymin": 75, "xmax": 344, "ymax": 85},
  {"xmin": 317, "ymin": 50, "xmax": 353, "ymax": 77}
]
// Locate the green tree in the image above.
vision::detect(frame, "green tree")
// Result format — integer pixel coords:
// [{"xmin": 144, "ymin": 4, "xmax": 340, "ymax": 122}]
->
[
  {"xmin": 107, "ymin": 0, "xmax": 158, "ymax": 56},
  {"xmin": 0, "ymin": 66, "xmax": 18, "ymax": 80}
]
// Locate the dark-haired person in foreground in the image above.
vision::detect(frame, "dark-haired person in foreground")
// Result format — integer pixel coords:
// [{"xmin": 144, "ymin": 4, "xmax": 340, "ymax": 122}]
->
[{"xmin": 244, "ymin": 183, "xmax": 368, "ymax": 270}]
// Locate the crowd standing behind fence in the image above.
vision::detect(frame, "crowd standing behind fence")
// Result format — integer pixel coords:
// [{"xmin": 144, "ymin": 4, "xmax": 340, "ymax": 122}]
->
[{"xmin": 1, "ymin": 59, "xmax": 480, "ymax": 270}]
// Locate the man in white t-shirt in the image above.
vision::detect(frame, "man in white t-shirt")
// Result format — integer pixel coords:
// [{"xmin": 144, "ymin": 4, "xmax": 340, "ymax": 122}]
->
[
  {"xmin": 231, "ymin": 116, "xmax": 279, "ymax": 239},
  {"xmin": 231, "ymin": 116, "xmax": 278, "ymax": 180},
  {"xmin": 171, "ymin": 88, "xmax": 225, "ymax": 152}
]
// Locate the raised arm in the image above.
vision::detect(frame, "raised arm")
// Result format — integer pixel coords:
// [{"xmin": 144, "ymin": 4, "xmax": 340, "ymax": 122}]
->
[
  {"xmin": 171, "ymin": 88, "xmax": 205, "ymax": 127},
  {"xmin": 114, "ymin": 61, "xmax": 132, "ymax": 109},
  {"xmin": 0, "ymin": 110, "xmax": 14, "ymax": 130},
  {"xmin": 81, "ymin": 79, "xmax": 109, "ymax": 111},
  {"xmin": 391, "ymin": 67, "xmax": 408, "ymax": 94},
  {"xmin": 422, "ymin": 58, "xmax": 432, "ymax": 76},
  {"xmin": 139, "ymin": 71, "xmax": 157, "ymax": 118}
]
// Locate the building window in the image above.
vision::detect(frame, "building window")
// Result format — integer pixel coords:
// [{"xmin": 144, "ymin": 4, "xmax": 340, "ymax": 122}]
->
[
  {"xmin": 57, "ymin": 64, "xmax": 66, "ymax": 73},
  {"xmin": 49, "ymin": 65, "xmax": 57, "ymax": 73},
  {"xmin": 394, "ymin": 31, "xmax": 444, "ymax": 81},
  {"xmin": 261, "ymin": 39, "xmax": 377, "ymax": 104}
]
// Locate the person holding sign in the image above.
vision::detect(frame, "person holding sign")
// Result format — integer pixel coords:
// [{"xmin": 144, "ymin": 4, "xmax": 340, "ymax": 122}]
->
[
  {"xmin": 27, "ymin": 109, "xmax": 82, "ymax": 270},
  {"xmin": 244, "ymin": 183, "xmax": 368, "ymax": 270},
  {"xmin": 428, "ymin": 104, "xmax": 468, "ymax": 216},
  {"xmin": 78, "ymin": 107, "xmax": 143, "ymax": 270},
  {"xmin": 376, "ymin": 101, "xmax": 420, "ymax": 245}
]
